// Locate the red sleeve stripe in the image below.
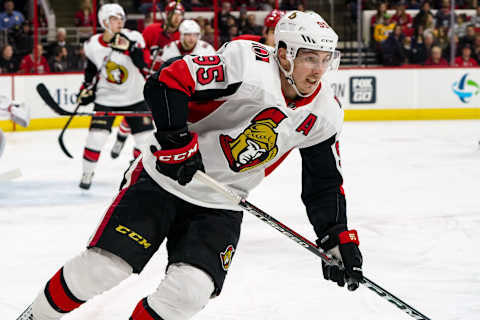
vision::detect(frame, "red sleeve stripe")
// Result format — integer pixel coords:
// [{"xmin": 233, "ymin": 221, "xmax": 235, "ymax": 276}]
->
[
  {"xmin": 339, "ymin": 230, "xmax": 359, "ymax": 246},
  {"xmin": 89, "ymin": 160, "xmax": 144, "ymax": 247},
  {"xmin": 158, "ymin": 59, "xmax": 195, "ymax": 96},
  {"xmin": 130, "ymin": 298, "xmax": 163, "ymax": 320},
  {"xmin": 83, "ymin": 148, "xmax": 100, "ymax": 162},
  {"xmin": 44, "ymin": 268, "xmax": 85, "ymax": 313}
]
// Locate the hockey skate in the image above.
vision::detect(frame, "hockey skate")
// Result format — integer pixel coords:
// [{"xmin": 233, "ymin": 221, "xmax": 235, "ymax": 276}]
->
[
  {"xmin": 16, "ymin": 304, "xmax": 35, "ymax": 320},
  {"xmin": 79, "ymin": 171, "xmax": 94, "ymax": 190},
  {"xmin": 110, "ymin": 136, "xmax": 127, "ymax": 159}
]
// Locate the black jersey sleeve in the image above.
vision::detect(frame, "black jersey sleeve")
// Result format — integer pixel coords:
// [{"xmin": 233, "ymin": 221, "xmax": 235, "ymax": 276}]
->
[
  {"xmin": 84, "ymin": 58, "xmax": 98, "ymax": 86},
  {"xmin": 299, "ymin": 134, "xmax": 347, "ymax": 238}
]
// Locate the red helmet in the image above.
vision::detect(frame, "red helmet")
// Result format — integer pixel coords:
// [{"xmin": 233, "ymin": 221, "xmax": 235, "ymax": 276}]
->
[
  {"xmin": 165, "ymin": 1, "xmax": 185, "ymax": 16},
  {"xmin": 264, "ymin": 9, "xmax": 285, "ymax": 29}
]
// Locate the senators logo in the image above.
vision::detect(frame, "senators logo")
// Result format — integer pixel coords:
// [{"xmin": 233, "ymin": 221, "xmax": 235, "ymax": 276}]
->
[
  {"xmin": 220, "ymin": 108, "xmax": 287, "ymax": 172},
  {"xmin": 220, "ymin": 244, "xmax": 235, "ymax": 271},
  {"xmin": 106, "ymin": 60, "xmax": 128, "ymax": 84}
]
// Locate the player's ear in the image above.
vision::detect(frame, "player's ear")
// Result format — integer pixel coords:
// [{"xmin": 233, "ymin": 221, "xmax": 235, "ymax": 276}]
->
[{"xmin": 277, "ymin": 48, "xmax": 290, "ymax": 70}]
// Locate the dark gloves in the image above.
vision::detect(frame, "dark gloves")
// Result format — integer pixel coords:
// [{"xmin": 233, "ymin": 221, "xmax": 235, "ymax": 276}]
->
[
  {"xmin": 151, "ymin": 127, "xmax": 205, "ymax": 186},
  {"xmin": 317, "ymin": 224, "xmax": 363, "ymax": 291},
  {"xmin": 76, "ymin": 84, "xmax": 95, "ymax": 106}
]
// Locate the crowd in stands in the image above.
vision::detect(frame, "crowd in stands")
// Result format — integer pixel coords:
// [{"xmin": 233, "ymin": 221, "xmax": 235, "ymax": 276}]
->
[
  {"xmin": 0, "ymin": 0, "xmax": 306, "ymax": 74},
  {"xmin": 369, "ymin": 0, "xmax": 480, "ymax": 66}
]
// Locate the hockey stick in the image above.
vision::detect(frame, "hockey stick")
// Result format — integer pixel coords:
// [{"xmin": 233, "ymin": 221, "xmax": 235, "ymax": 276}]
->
[{"xmin": 194, "ymin": 171, "xmax": 432, "ymax": 320}]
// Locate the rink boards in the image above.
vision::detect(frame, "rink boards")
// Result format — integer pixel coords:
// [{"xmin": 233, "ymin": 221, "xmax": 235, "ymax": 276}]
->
[{"xmin": 1, "ymin": 67, "xmax": 480, "ymax": 132}]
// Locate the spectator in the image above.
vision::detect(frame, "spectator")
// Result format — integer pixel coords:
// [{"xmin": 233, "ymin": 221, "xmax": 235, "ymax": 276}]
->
[
  {"xmin": 137, "ymin": 0, "xmax": 162, "ymax": 14},
  {"xmin": 371, "ymin": 2, "xmax": 391, "ymax": 30},
  {"xmin": 242, "ymin": 14, "xmax": 261, "ymax": 35},
  {"xmin": 18, "ymin": 44, "xmax": 50, "ymax": 74},
  {"xmin": 218, "ymin": 1, "xmax": 235, "ymax": 36},
  {"xmin": 423, "ymin": 31, "xmax": 436, "ymax": 56},
  {"xmin": 473, "ymin": 34, "xmax": 480, "ymax": 63},
  {"xmin": 0, "ymin": 44, "xmax": 18, "ymax": 73},
  {"xmin": 49, "ymin": 46, "xmax": 68, "ymax": 72},
  {"xmin": 402, "ymin": 35, "xmax": 414, "ymax": 62},
  {"xmin": 75, "ymin": 0, "xmax": 95, "ymax": 27},
  {"xmin": 46, "ymin": 28, "xmax": 73, "ymax": 62},
  {"xmin": 390, "ymin": 1, "xmax": 413, "ymax": 32},
  {"xmin": 450, "ymin": 13, "xmax": 468, "ymax": 38},
  {"xmin": 261, "ymin": 0, "xmax": 275, "ymax": 11},
  {"xmin": 410, "ymin": 33, "xmax": 429, "ymax": 63},
  {"xmin": 473, "ymin": 5, "xmax": 480, "ymax": 27},
  {"xmin": 424, "ymin": 45, "xmax": 449, "ymax": 65},
  {"xmin": 436, "ymin": 26, "xmax": 449, "ymax": 51},
  {"xmin": 237, "ymin": 5, "xmax": 249, "ymax": 33},
  {"xmin": 454, "ymin": 44, "xmax": 479, "ymax": 66},
  {"xmin": 413, "ymin": 1, "xmax": 433, "ymax": 30},
  {"xmin": 459, "ymin": 25, "xmax": 477, "ymax": 49},
  {"xmin": 203, "ymin": 23, "xmax": 215, "ymax": 46},
  {"xmin": 382, "ymin": 24, "xmax": 407, "ymax": 65},
  {"xmin": 443, "ymin": 34, "xmax": 460, "ymax": 61},
  {"xmin": 423, "ymin": 13, "xmax": 437, "ymax": 37},
  {"xmin": 11, "ymin": 21, "xmax": 32, "ymax": 59},
  {"xmin": 0, "ymin": 0, "xmax": 24, "ymax": 31},
  {"xmin": 435, "ymin": 0, "xmax": 454, "ymax": 29},
  {"xmin": 70, "ymin": 46, "xmax": 88, "ymax": 71}
]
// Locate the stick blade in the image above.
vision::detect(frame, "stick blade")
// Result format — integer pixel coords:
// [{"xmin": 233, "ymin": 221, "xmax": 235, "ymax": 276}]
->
[{"xmin": 36, "ymin": 83, "xmax": 71, "ymax": 116}]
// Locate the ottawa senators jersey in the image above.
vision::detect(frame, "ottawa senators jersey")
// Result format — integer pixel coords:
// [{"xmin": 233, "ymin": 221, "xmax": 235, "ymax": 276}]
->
[
  {"xmin": 160, "ymin": 39, "xmax": 216, "ymax": 62},
  {"xmin": 83, "ymin": 30, "xmax": 146, "ymax": 107},
  {"xmin": 142, "ymin": 40, "xmax": 344, "ymax": 211}
]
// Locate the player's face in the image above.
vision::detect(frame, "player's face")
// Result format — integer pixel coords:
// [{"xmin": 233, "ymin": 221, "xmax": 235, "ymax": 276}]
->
[
  {"xmin": 109, "ymin": 16, "xmax": 124, "ymax": 33},
  {"xmin": 170, "ymin": 12, "xmax": 183, "ymax": 29},
  {"xmin": 263, "ymin": 28, "xmax": 275, "ymax": 47},
  {"xmin": 292, "ymin": 49, "xmax": 331, "ymax": 95},
  {"xmin": 182, "ymin": 33, "xmax": 199, "ymax": 51}
]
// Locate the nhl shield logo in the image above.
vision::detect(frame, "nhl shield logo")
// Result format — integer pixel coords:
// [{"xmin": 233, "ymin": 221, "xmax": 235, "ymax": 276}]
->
[{"xmin": 219, "ymin": 244, "xmax": 235, "ymax": 271}]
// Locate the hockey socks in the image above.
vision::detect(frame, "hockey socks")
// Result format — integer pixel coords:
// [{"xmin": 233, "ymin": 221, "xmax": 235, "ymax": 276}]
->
[
  {"xmin": 130, "ymin": 298, "xmax": 164, "ymax": 320},
  {"xmin": 44, "ymin": 267, "xmax": 86, "ymax": 314}
]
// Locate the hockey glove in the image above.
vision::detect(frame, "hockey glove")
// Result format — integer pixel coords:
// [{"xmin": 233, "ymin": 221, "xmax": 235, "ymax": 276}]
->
[
  {"xmin": 317, "ymin": 224, "xmax": 363, "ymax": 291},
  {"xmin": 110, "ymin": 32, "xmax": 134, "ymax": 52},
  {"xmin": 76, "ymin": 84, "xmax": 95, "ymax": 106},
  {"xmin": 151, "ymin": 127, "xmax": 205, "ymax": 186}
]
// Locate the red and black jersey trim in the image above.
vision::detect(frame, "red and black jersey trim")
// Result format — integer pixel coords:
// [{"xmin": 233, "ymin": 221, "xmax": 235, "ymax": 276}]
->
[
  {"xmin": 191, "ymin": 82, "xmax": 242, "ymax": 101},
  {"xmin": 130, "ymin": 297, "xmax": 164, "ymax": 320},
  {"xmin": 44, "ymin": 267, "xmax": 85, "ymax": 313}
]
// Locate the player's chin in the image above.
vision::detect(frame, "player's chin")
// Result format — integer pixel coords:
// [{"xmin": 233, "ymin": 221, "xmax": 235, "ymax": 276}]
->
[{"xmin": 299, "ymin": 83, "xmax": 317, "ymax": 96}]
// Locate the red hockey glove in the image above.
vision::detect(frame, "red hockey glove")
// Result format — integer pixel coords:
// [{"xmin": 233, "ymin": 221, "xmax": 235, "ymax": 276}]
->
[
  {"xmin": 317, "ymin": 224, "xmax": 363, "ymax": 291},
  {"xmin": 151, "ymin": 127, "xmax": 205, "ymax": 186}
]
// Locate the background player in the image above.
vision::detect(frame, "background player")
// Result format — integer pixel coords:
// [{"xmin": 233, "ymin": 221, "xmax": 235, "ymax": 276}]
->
[
  {"xmin": 17, "ymin": 11, "xmax": 362, "ymax": 320},
  {"xmin": 160, "ymin": 19, "xmax": 215, "ymax": 61},
  {"xmin": 110, "ymin": 0, "xmax": 185, "ymax": 159},
  {"xmin": 77, "ymin": 3, "xmax": 153, "ymax": 190}
]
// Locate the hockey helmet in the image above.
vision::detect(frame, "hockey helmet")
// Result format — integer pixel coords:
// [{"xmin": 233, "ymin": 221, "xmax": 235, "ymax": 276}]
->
[
  {"xmin": 264, "ymin": 9, "xmax": 285, "ymax": 29},
  {"xmin": 274, "ymin": 11, "xmax": 341, "ymax": 97},
  {"xmin": 98, "ymin": 3, "xmax": 125, "ymax": 31},
  {"xmin": 179, "ymin": 19, "xmax": 201, "ymax": 42},
  {"xmin": 165, "ymin": 1, "xmax": 185, "ymax": 16}
]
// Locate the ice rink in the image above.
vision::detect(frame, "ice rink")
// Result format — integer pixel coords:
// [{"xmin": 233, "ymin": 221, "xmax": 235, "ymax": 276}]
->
[{"xmin": 1, "ymin": 120, "xmax": 480, "ymax": 320}]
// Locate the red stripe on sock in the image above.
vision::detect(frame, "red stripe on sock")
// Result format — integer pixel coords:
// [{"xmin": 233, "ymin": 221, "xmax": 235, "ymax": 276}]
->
[
  {"xmin": 47, "ymin": 269, "xmax": 83, "ymax": 312},
  {"xmin": 83, "ymin": 148, "xmax": 100, "ymax": 162},
  {"xmin": 89, "ymin": 160, "xmax": 144, "ymax": 247},
  {"xmin": 131, "ymin": 298, "xmax": 159, "ymax": 320}
]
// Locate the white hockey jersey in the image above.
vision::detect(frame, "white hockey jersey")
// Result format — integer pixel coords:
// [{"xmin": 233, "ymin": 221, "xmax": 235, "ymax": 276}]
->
[
  {"xmin": 142, "ymin": 40, "xmax": 343, "ymax": 211},
  {"xmin": 83, "ymin": 29, "xmax": 146, "ymax": 107},
  {"xmin": 160, "ymin": 39, "xmax": 216, "ymax": 62}
]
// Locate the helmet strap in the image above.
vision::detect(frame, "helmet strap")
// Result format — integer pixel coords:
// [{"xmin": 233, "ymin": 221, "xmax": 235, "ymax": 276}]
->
[{"xmin": 275, "ymin": 54, "xmax": 318, "ymax": 99}]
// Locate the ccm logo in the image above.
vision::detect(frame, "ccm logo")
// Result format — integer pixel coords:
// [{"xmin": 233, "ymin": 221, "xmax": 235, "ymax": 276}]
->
[{"xmin": 156, "ymin": 143, "xmax": 198, "ymax": 164}]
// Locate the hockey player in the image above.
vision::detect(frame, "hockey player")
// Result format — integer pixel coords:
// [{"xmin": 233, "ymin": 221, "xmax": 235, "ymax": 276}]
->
[
  {"xmin": 160, "ymin": 19, "xmax": 215, "ymax": 61},
  {"xmin": 17, "ymin": 11, "xmax": 363, "ymax": 320},
  {"xmin": 77, "ymin": 3, "xmax": 154, "ymax": 190},
  {"xmin": 232, "ymin": 9, "xmax": 285, "ymax": 47},
  {"xmin": 0, "ymin": 95, "xmax": 29, "ymax": 159},
  {"xmin": 143, "ymin": 0, "xmax": 185, "ymax": 71},
  {"xmin": 110, "ymin": 0, "xmax": 185, "ymax": 159}
]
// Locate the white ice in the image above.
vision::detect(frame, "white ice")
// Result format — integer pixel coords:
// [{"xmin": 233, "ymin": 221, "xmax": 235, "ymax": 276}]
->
[{"xmin": 1, "ymin": 120, "xmax": 480, "ymax": 320}]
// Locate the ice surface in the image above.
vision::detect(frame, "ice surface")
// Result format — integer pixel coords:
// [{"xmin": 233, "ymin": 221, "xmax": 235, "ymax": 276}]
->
[{"xmin": 1, "ymin": 120, "xmax": 480, "ymax": 319}]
